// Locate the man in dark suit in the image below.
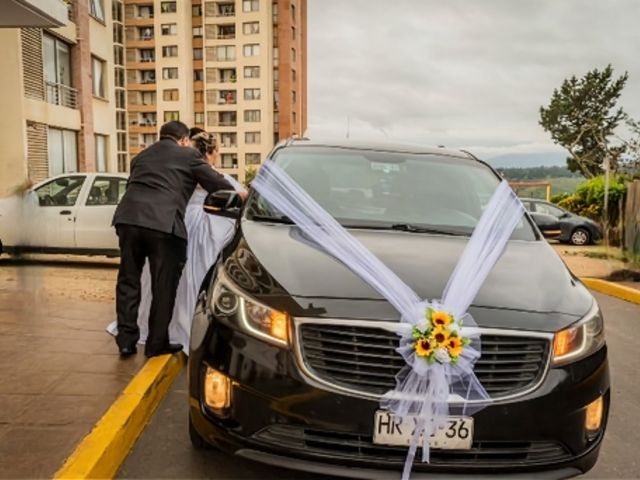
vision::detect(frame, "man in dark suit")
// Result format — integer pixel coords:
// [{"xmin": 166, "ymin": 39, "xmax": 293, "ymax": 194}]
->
[{"xmin": 112, "ymin": 121, "xmax": 234, "ymax": 357}]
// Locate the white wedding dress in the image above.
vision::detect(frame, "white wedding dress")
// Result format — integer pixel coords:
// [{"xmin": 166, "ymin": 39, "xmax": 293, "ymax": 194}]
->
[{"xmin": 107, "ymin": 173, "xmax": 245, "ymax": 354}]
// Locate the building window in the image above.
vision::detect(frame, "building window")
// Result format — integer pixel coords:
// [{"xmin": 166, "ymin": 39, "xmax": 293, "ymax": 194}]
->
[
  {"xmin": 246, "ymin": 153, "xmax": 261, "ymax": 165},
  {"xmin": 291, "ymin": 3, "xmax": 296, "ymax": 22},
  {"xmin": 244, "ymin": 66, "xmax": 260, "ymax": 78},
  {"xmin": 193, "ymin": 26, "xmax": 203, "ymax": 37},
  {"xmin": 91, "ymin": 56, "xmax": 106, "ymax": 98},
  {"xmin": 221, "ymin": 153, "xmax": 238, "ymax": 168},
  {"xmin": 161, "ymin": 23, "xmax": 177, "ymax": 35},
  {"xmin": 214, "ymin": 45, "xmax": 236, "ymax": 61},
  {"xmin": 219, "ymin": 132, "xmax": 237, "ymax": 147},
  {"xmin": 116, "ymin": 89, "xmax": 125, "ymax": 108},
  {"xmin": 47, "ymin": 127, "xmax": 78, "ymax": 176},
  {"xmin": 89, "ymin": 0, "xmax": 105, "ymax": 21},
  {"xmin": 137, "ymin": 5, "xmax": 154, "ymax": 18},
  {"xmin": 291, "ymin": 48, "xmax": 296, "ymax": 63},
  {"xmin": 243, "ymin": 21, "xmax": 259, "ymax": 35},
  {"xmin": 245, "ymin": 131, "xmax": 261, "ymax": 144},
  {"xmin": 244, "ymin": 88, "xmax": 260, "ymax": 100},
  {"xmin": 138, "ymin": 26, "xmax": 154, "ymax": 40},
  {"xmin": 164, "ymin": 111, "xmax": 180, "ymax": 121},
  {"xmin": 161, "ymin": 1, "xmax": 177, "ymax": 13},
  {"xmin": 192, "ymin": 4, "xmax": 202, "ymax": 17},
  {"xmin": 163, "ymin": 89, "xmax": 179, "ymax": 101},
  {"xmin": 95, "ymin": 134, "xmax": 107, "ymax": 172},
  {"xmin": 292, "ymin": 111, "xmax": 297, "ymax": 125},
  {"xmin": 162, "ymin": 67, "xmax": 179, "ymax": 80},
  {"xmin": 292, "ymin": 90, "xmax": 296, "ymax": 103},
  {"xmin": 116, "ymin": 111, "xmax": 126, "ymax": 130},
  {"xmin": 162, "ymin": 45, "xmax": 178, "ymax": 57},
  {"xmin": 242, "ymin": 0, "xmax": 259, "ymax": 12},
  {"xmin": 194, "ymin": 69, "xmax": 204, "ymax": 81},
  {"xmin": 43, "ymin": 34, "xmax": 74, "ymax": 106},
  {"xmin": 194, "ymin": 112, "xmax": 205, "ymax": 124},
  {"xmin": 193, "ymin": 48, "xmax": 203, "ymax": 60},
  {"xmin": 141, "ymin": 91, "xmax": 156, "ymax": 105},
  {"xmin": 292, "ymin": 26, "xmax": 296, "ymax": 40},
  {"xmin": 140, "ymin": 69, "xmax": 156, "ymax": 84},
  {"xmin": 292, "ymin": 68, "xmax": 297, "ymax": 82},
  {"xmin": 243, "ymin": 44, "xmax": 260, "ymax": 57},
  {"xmin": 244, "ymin": 110, "xmax": 261, "ymax": 122},
  {"xmin": 194, "ymin": 91, "xmax": 203, "ymax": 102},
  {"xmin": 140, "ymin": 48, "xmax": 155, "ymax": 62},
  {"xmin": 142, "ymin": 133, "xmax": 156, "ymax": 146}
]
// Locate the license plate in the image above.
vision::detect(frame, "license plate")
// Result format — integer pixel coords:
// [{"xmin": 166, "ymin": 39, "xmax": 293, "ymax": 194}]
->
[{"xmin": 372, "ymin": 410, "xmax": 473, "ymax": 450}]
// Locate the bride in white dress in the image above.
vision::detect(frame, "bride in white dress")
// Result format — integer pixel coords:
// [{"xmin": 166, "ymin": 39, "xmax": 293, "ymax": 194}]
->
[{"xmin": 107, "ymin": 129, "xmax": 245, "ymax": 353}]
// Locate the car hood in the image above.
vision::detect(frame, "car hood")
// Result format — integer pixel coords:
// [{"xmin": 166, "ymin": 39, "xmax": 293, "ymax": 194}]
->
[{"xmin": 224, "ymin": 220, "xmax": 594, "ymax": 332}]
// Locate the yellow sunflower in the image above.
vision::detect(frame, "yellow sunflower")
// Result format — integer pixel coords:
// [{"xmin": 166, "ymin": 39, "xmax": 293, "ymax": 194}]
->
[
  {"xmin": 431, "ymin": 326, "xmax": 450, "ymax": 347},
  {"xmin": 431, "ymin": 310, "xmax": 452, "ymax": 327},
  {"xmin": 446, "ymin": 336, "xmax": 464, "ymax": 358},
  {"xmin": 415, "ymin": 338, "xmax": 434, "ymax": 357}
]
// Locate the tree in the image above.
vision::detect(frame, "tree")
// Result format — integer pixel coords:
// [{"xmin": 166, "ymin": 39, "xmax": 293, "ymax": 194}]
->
[
  {"xmin": 244, "ymin": 166, "xmax": 257, "ymax": 187},
  {"xmin": 539, "ymin": 65, "xmax": 628, "ymax": 178}
]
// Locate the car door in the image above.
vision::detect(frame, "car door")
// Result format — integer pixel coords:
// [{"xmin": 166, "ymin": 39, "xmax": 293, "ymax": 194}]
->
[
  {"xmin": 28, "ymin": 175, "xmax": 87, "ymax": 249},
  {"xmin": 74, "ymin": 175, "xmax": 128, "ymax": 250}
]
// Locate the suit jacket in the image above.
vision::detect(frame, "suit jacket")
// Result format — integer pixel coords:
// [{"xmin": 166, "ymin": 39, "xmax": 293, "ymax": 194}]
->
[{"xmin": 112, "ymin": 138, "xmax": 233, "ymax": 240}]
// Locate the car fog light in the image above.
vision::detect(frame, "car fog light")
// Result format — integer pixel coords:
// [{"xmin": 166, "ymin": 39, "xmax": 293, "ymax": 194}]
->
[
  {"xmin": 204, "ymin": 367, "xmax": 231, "ymax": 411},
  {"xmin": 585, "ymin": 396, "xmax": 604, "ymax": 433}
]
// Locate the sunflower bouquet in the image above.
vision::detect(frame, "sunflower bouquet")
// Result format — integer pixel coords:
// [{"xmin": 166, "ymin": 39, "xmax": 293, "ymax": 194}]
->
[{"xmin": 412, "ymin": 308, "xmax": 471, "ymax": 365}]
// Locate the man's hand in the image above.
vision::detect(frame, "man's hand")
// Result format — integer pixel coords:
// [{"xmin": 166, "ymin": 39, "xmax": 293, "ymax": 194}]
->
[{"xmin": 238, "ymin": 191, "xmax": 249, "ymax": 202}]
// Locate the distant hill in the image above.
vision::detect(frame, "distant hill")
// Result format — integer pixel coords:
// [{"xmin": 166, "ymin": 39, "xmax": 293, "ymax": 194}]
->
[{"xmin": 486, "ymin": 152, "xmax": 567, "ymax": 168}]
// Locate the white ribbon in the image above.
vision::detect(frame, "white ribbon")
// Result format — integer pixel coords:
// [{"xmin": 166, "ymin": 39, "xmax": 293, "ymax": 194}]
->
[{"xmin": 252, "ymin": 161, "xmax": 525, "ymax": 479}]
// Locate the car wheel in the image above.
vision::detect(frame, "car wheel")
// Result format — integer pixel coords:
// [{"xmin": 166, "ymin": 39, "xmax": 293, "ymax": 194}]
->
[
  {"xmin": 570, "ymin": 228, "xmax": 591, "ymax": 246},
  {"xmin": 189, "ymin": 413, "xmax": 213, "ymax": 449}
]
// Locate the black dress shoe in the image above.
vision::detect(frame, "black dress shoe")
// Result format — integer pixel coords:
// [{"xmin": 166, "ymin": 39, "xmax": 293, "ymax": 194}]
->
[
  {"xmin": 146, "ymin": 343, "xmax": 183, "ymax": 358},
  {"xmin": 119, "ymin": 346, "xmax": 137, "ymax": 357}
]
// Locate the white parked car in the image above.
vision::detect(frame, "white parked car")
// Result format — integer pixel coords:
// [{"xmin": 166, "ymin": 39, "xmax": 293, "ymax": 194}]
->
[{"xmin": 0, "ymin": 173, "xmax": 128, "ymax": 256}]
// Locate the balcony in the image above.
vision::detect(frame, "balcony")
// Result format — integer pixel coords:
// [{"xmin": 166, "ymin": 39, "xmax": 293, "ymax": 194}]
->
[
  {"xmin": 221, "ymin": 154, "xmax": 238, "ymax": 168},
  {"xmin": 45, "ymin": 81, "xmax": 78, "ymax": 109},
  {"xmin": 217, "ymin": 90, "xmax": 236, "ymax": 105},
  {"xmin": 217, "ymin": 25, "xmax": 235, "ymax": 39},
  {"xmin": 217, "ymin": 4, "xmax": 235, "ymax": 17}
]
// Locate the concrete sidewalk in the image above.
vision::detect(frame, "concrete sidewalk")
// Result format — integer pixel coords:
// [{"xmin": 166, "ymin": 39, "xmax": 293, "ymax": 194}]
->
[{"xmin": 0, "ymin": 258, "xmax": 144, "ymax": 479}]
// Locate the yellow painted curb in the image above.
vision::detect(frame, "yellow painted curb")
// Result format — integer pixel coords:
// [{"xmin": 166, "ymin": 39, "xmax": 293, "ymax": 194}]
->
[
  {"xmin": 54, "ymin": 352, "xmax": 186, "ymax": 479},
  {"xmin": 581, "ymin": 277, "xmax": 640, "ymax": 305}
]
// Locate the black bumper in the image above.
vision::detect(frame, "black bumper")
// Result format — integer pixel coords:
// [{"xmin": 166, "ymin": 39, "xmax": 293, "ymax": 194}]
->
[{"xmin": 189, "ymin": 316, "xmax": 610, "ymax": 477}]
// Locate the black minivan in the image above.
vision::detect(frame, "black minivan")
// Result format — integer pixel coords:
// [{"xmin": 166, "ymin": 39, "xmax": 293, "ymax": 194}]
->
[{"xmin": 188, "ymin": 140, "xmax": 609, "ymax": 479}]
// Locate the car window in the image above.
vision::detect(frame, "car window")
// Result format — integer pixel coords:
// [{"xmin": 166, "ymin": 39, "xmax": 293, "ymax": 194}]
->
[
  {"xmin": 521, "ymin": 201, "xmax": 533, "ymax": 212},
  {"xmin": 35, "ymin": 176, "xmax": 86, "ymax": 207},
  {"xmin": 86, "ymin": 177, "xmax": 128, "ymax": 206},
  {"xmin": 535, "ymin": 202, "xmax": 564, "ymax": 218},
  {"xmin": 249, "ymin": 146, "xmax": 536, "ymax": 240}
]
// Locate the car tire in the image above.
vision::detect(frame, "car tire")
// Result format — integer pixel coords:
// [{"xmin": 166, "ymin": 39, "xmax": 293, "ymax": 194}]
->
[
  {"xmin": 570, "ymin": 228, "xmax": 591, "ymax": 246},
  {"xmin": 189, "ymin": 413, "xmax": 213, "ymax": 450}
]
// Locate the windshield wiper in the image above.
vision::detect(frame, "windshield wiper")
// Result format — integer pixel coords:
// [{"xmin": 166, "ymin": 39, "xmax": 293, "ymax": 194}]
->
[
  {"xmin": 250, "ymin": 214, "xmax": 294, "ymax": 224},
  {"xmin": 389, "ymin": 224, "xmax": 465, "ymax": 236}
]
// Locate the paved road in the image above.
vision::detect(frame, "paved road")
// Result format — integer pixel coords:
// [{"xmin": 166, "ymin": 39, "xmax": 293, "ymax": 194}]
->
[{"xmin": 118, "ymin": 292, "xmax": 640, "ymax": 479}]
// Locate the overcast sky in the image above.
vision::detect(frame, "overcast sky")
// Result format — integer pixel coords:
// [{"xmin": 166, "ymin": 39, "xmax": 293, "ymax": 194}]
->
[{"xmin": 306, "ymin": 0, "xmax": 640, "ymax": 159}]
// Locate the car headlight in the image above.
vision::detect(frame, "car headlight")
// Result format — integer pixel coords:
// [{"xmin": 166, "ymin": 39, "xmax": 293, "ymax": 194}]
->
[
  {"xmin": 211, "ymin": 269, "xmax": 289, "ymax": 347},
  {"xmin": 552, "ymin": 301, "xmax": 605, "ymax": 366}
]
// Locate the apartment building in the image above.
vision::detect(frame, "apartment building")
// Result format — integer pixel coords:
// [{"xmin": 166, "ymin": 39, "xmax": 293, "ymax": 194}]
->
[
  {"xmin": 0, "ymin": 0, "xmax": 122, "ymax": 196},
  {"xmin": 124, "ymin": 0, "xmax": 307, "ymax": 181}
]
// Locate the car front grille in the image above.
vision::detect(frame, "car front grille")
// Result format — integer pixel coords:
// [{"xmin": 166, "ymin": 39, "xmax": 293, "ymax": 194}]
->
[
  {"xmin": 253, "ymin": 425, "xmax": 571, "ymax": 467},
  {"xmin": 297, "ymin": 322, "xmax": 550, "ymax": 399}
]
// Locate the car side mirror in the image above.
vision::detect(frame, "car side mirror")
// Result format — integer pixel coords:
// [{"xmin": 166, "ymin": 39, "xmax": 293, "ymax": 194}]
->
[{"xmin": 203, "ymin": 190, "xmax": 242, "ymax": 218}]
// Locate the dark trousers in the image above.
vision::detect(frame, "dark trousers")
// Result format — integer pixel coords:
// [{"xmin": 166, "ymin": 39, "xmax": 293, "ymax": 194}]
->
[{"xmin": 115, "ymin": 224, "xmax": 187, "ymax": 355}]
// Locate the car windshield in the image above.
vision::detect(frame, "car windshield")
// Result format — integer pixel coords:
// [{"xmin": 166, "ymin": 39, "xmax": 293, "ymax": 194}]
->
[{"xmin": 247, "ymin": 146, "xmax": 536, "ymax": 240}]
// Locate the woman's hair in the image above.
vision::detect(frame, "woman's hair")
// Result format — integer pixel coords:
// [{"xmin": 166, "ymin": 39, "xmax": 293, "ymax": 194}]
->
[{"xmin": 189, "ymin": 127, "xmax": 216, "ymax": 156}]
